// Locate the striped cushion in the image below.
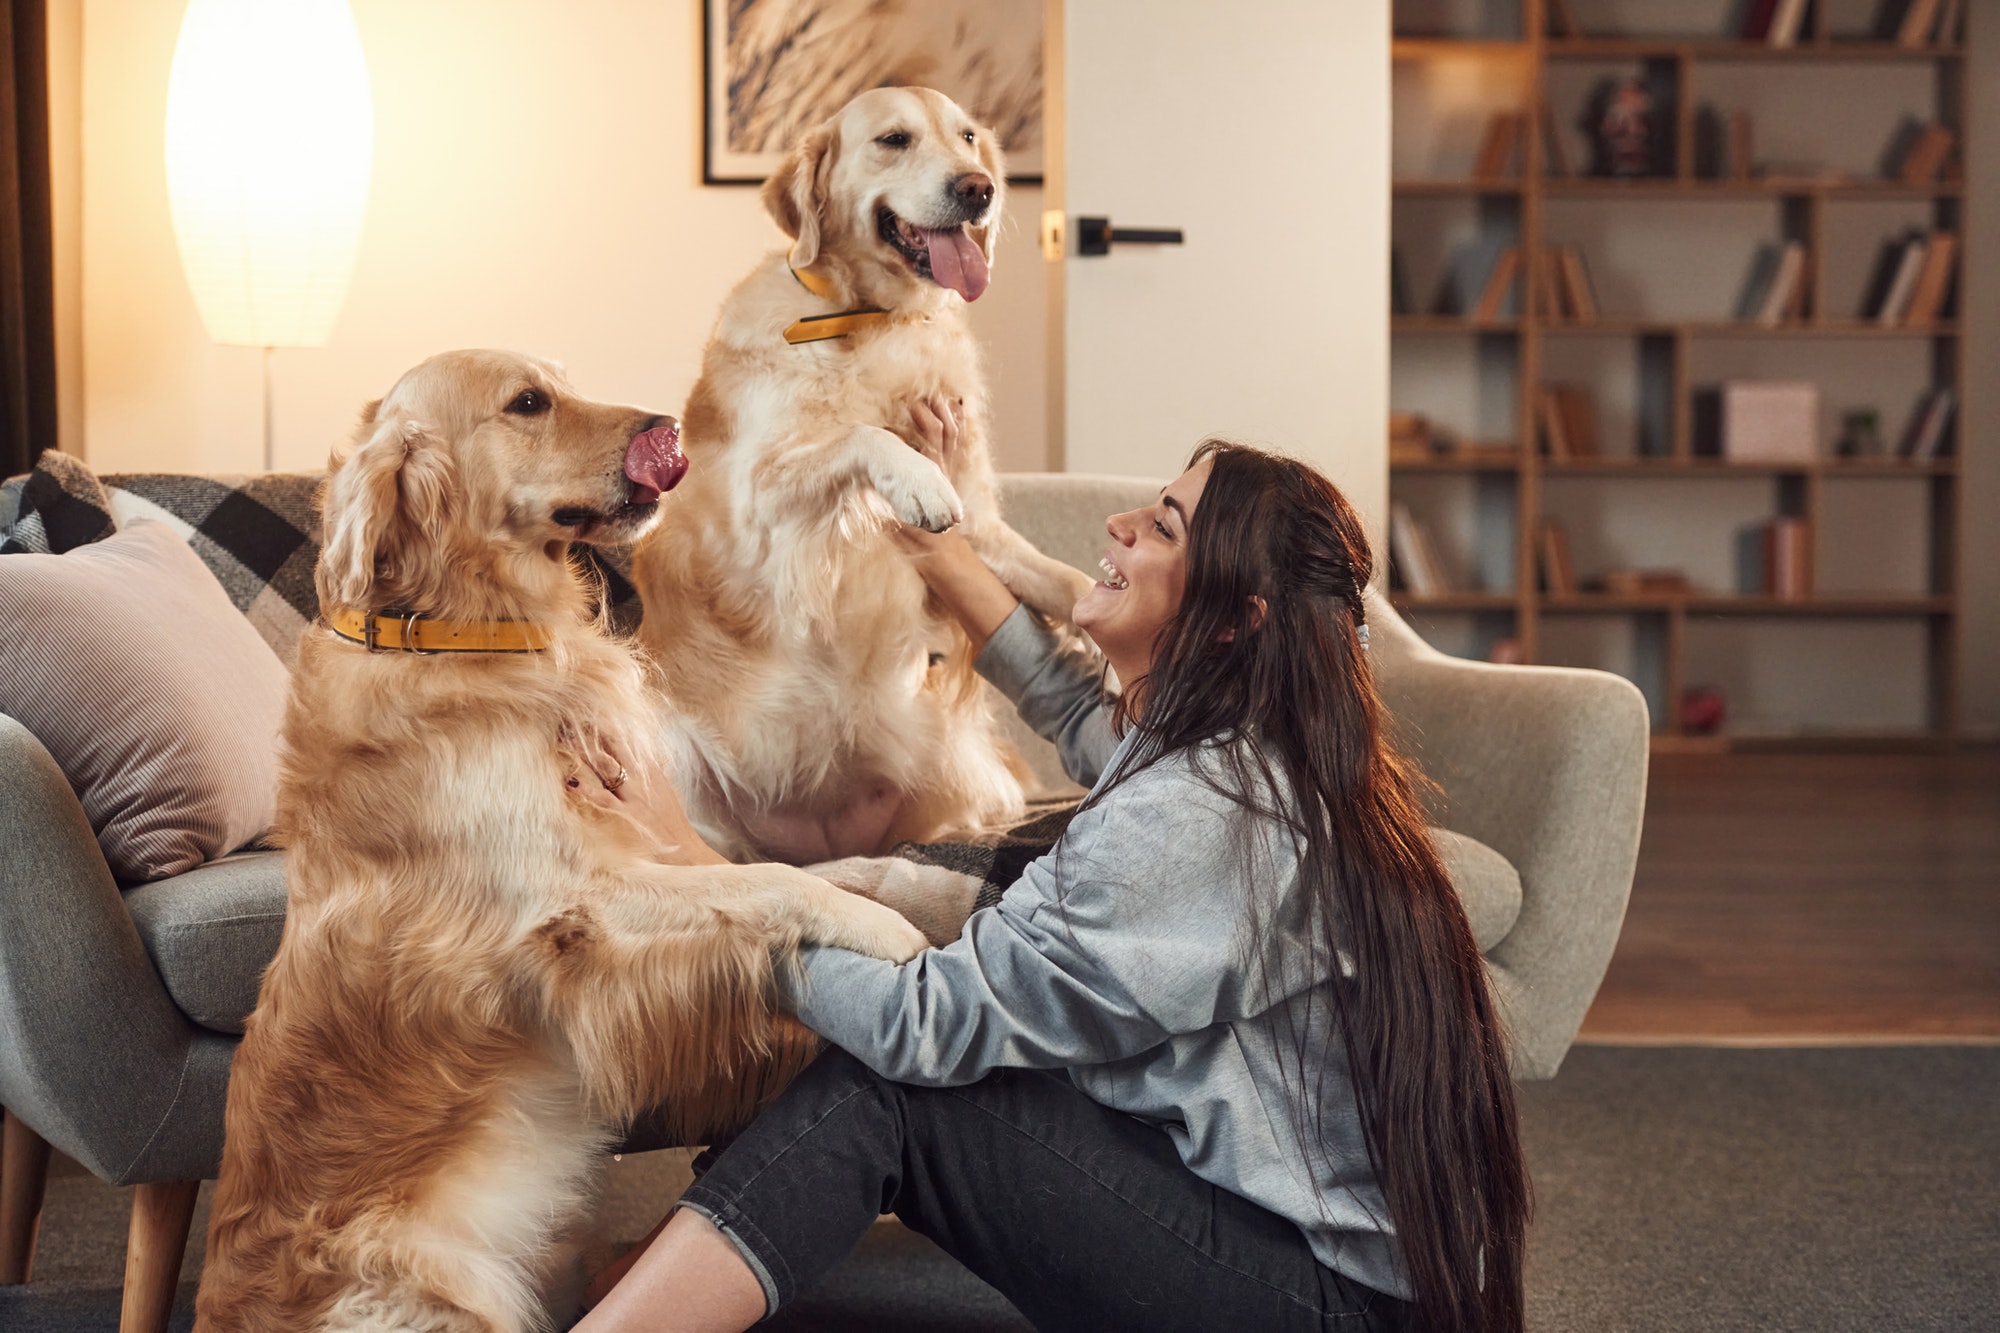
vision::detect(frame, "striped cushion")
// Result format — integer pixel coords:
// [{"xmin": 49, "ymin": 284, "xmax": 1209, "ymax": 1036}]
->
[{"xmin": 0, "ymin": 521, "xmax": 289, "ymax": 881}]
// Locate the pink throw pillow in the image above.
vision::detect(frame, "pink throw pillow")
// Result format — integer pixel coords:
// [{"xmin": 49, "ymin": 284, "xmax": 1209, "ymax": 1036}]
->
[{"xmin": 0, "ymin": 520, "xmax": 289, "ymax": 881}]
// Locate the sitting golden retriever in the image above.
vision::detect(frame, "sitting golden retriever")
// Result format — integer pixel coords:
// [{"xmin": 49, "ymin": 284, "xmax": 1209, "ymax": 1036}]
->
[
  {"xmin": 631, "ymin": 86, "xmax": 1093, "ymax": 865},
  {"xmin": 192, "ymin": 350, "xmax": 926, "ymax": 1333}
]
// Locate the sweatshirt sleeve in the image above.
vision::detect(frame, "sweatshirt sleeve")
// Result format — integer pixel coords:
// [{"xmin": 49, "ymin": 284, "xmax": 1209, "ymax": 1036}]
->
[
  {"xmin": 782, "ymin": 761, "xmax": 1288, "ymax": 1087},
  {"xmin": 973, "ymin": 604, "xmax": 1118, "ymax": 786}
]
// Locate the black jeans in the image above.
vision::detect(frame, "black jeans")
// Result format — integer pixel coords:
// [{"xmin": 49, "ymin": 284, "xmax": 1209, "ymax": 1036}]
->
[{"xmin": 677, "ymin": 1047, "xmax": 1406, "ymax": 1332}]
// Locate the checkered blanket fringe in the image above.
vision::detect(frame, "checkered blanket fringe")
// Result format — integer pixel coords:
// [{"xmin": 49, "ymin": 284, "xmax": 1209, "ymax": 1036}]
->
[{"xmin": 2, "ymin": 452, "xmax": 643, "ymax": 666}]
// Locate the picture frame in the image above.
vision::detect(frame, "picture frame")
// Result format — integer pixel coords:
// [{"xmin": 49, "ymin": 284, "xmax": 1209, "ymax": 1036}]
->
[{"xmin": 703, "ymin": 0, "xmax": 1043, "ymax": 186}]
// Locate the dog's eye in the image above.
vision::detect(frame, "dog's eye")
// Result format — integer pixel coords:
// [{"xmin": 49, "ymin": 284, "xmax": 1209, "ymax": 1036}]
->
[
  {"xmin": 506, "ymin": 389, "xmax": 551, "ymax": 416},
  {"xmin": 877, "ymin": 131, "xmax": 911, "ymax": 149},
  {"xmin": 961, "ymin": 130, "xmax": 976, "ymax": 145}
]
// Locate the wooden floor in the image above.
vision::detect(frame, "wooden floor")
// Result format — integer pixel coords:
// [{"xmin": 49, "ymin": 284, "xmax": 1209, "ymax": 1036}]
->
[{"xmin": 1575, "ymin": 747, "xmax": 2000, "ymax": 1044}]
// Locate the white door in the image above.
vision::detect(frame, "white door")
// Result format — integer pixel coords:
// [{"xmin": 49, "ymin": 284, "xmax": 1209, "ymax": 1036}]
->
[{"xmin": 1045, "ymin": 0, "xmax": 1390, "ymax": 532}]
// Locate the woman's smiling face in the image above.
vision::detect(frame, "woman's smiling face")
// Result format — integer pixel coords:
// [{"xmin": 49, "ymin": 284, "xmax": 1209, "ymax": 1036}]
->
[{"xmin": 1072, "ymin": 456, "xmax": 1213, "ymax": 682}]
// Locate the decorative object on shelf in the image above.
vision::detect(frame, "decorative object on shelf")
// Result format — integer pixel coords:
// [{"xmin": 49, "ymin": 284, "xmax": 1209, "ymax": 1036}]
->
[
  {"xmin": 700, "ymin": 0, "xmax": 1042, "ymax": 184},
  {"xmin": 1759, "ymin": 517, "xmax": 1814, "ymax": 601},
  {"xmin": 1536, "ymin": 384, "xmax": 1600, "ymax": 460},
  {"xmin": 1707, "ymin": 381, "xmax": 1820, "ymax": 463},
  {"xmin": 1735, "ymin": 241, "xmax": 1807, "ymax": 326},
  {"xmin": 1897, "ymin": 386, "xmax": 1956, "ymax": 459},
  {"xmin": 1537, "ymin": 519, "xmax": 1577, "ymax": 597},
  {"xmin": 1836, "ymin": 409, "xmax": 1884, "ymax": 459},
  {"xmin": 1585, "ymin": 77, "xmax": 1659, "ymax": 179},
  {"xmin": 1679, "ymin": 686, "xmax": 1727, "ymax": 737},
  {"xmin": 1389, "ymin": 502, "xmax": 1450, "ymax": 597}
]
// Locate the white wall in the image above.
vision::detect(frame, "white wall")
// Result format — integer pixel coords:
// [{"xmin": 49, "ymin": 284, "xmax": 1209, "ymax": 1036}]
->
[{"xmin": 74, "ymin": 0, "xmax": 1047, "ymax": 475}]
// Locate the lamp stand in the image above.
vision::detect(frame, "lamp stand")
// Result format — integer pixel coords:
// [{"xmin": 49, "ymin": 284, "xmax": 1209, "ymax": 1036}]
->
[{"xmin": 261, "ymin": 345, "xmax": 275, "ymax": 473}]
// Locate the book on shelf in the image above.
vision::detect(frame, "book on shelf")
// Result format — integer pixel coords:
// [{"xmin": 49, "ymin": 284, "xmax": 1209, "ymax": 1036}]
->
[
  {"xmin": 1901, "ymin": 232, "xmax": 1958, "ymax": 325},
  {"xmin": 1536, "ymin": 385, "xmax": 1600, "ymax": 460},
  {"xmin": 1436, "ymin": 238, "xmax": 1519, "ymax": 319},
  {"xmin": 1552, "ymin": 244, "xmax": 1600, "ymax": 320},
  {"xmin": 1536, "ymin": 101, "xmax": 1573, "ymax": 177},
  {"xmin": 1719, "ymin": 381, "xmax": 1819, "ymax": 463},
  {"xmin": 1897, "ymin": 386, "xmax": 1956, "ymax": 459},
  {"xmin": 1472, "ymin": 111, "xmax": 1524, "ymax": 180},
  {"xmin": 1885, "ymin": 119, "xmax": 1957, "ymax": 185},
  {"xmin": 1767, "ymin": 0, "xmax": 1810, "ymax": 46},
  {"xmin": 1389, "ymin": 502, "xmax": 1450, "ymax": 597},
  {"xmin": 1867, "ymin": 232, "xmax": 1932, "ymax": 326},
  {"xmin": 1537, "ymin": 520, "xmax": 1577, "ymax": 597},
  {"xmin": 1761, "ymin": 518, "xmax": 1813, "ymax": 601},
  {"xmin": 1471, "ymin": 247, "xmax": 1522, "ymax": 322},
  {"xmin": 1695, "ymin": 106, "xmax": 1755, "ymax": 180},
  {"xmin": 1741, "ymin": 0, "xmax": 1780, "ymax": 39},
  {"xmin": 1735, "ymin": 241, "xmax": 1806, "ymax": 326}
]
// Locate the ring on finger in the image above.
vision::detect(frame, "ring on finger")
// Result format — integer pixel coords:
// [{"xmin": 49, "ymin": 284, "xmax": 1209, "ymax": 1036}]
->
[{"xmin": 605, "ymin": 767, "xmax": 629, "ymax": 792}]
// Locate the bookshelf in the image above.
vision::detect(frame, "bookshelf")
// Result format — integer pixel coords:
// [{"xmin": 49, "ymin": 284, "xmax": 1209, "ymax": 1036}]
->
[{"xmin": 1389, "ymin": 0, "xmax": 1967, "ymax": 748}]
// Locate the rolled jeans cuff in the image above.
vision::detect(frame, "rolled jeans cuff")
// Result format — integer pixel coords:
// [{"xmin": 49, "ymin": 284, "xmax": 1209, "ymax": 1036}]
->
[{"xmin": 675, "ymin": 1191, "xmax": 783, "ymax": 1320}]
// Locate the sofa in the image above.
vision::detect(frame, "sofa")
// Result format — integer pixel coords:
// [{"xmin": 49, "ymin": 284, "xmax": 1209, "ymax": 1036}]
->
[{"xmin": 0, "ymin": 467, "xmax": 1650, "ymax": 1332}]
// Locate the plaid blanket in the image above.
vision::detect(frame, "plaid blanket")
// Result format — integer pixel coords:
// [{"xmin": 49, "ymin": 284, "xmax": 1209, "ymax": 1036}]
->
[
  {"xmin": 1, "ymin": 451, "xmax": 643, "ymax": 665},
  {"xmin": 4, "ymin": 450, "xmax": 1075, "ymax": 902}
]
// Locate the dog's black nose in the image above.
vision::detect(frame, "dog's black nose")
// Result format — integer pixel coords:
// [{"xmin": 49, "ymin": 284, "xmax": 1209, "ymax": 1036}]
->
[{"xmin": 951, "ymin": 173, "xmax": 995, "ymax": 212}]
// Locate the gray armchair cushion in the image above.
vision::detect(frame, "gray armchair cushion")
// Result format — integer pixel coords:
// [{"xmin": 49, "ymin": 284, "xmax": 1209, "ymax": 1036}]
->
[
  {"xmin": 125, "ymin": 851, "xmax": 285, "ymax": 1035},
  {"xmin": 1435, "ymin": 828, "xmax": 1521, "ymax": 952}
]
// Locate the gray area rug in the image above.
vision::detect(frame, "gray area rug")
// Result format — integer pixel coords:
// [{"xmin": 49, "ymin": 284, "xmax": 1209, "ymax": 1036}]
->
[{"xmin": 2, "ymin": 1045, "xmax": 1993, "ymax": 1331}]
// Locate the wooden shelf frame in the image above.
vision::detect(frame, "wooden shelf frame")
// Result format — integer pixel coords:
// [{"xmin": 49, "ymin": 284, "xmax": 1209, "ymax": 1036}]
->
[{"xmin": 1387, "ymin": 0, "xmax": 1967, "ymax": 749}]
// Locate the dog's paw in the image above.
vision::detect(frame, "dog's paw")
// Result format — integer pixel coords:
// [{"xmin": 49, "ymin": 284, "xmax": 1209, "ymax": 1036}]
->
[
  {"xmin": 873, "ymin": 450, "xmax": 964, "ymax": 533},
  {"xmin": 835, "ymin": 896, "xmax": 931, "ymax": 963}
]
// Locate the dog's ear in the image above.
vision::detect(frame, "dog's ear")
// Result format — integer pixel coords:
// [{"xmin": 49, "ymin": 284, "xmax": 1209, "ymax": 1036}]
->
[
  {"xmin": 316, "ymin": 404, "xmax": 455, "ymax": 611},
  {"xmin": 762, "ymin": 126, "xmax": 832, "ymax": 270}
]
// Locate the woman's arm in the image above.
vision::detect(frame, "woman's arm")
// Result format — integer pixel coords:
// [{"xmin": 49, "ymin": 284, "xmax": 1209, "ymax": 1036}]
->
[
  {"xmin": 784, "ymin": 766, "xmax": 1286, "ymax": 1086},
  {"xmin": 899, "ymin": 396, "xmax": 1118, "ymax": 783}
]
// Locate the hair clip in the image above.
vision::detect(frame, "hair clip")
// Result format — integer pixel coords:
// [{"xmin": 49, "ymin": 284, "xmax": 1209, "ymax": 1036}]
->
[{"xmin": 1357, "ymin": 623, "xmax": 1370, "ymax": 650}]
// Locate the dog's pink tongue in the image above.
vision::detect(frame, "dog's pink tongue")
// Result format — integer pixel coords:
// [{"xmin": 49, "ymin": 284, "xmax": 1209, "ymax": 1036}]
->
[
  {"xmin": 624, "ymin": 423, "xmax": 686, "ymax": 505},
  {"xmin": 925, "ymin": 227, "xmax": 989, "ymax": 302}
]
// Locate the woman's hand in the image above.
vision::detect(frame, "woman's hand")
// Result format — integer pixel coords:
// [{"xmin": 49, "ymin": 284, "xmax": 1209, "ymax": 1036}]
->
[
  {"xmin": 889, "ymin": 395, "xmax": 1020, "ymax": 651},
  {"xmin": 566, "ymin": 730, "xmax": 731, "ymax": 867}
]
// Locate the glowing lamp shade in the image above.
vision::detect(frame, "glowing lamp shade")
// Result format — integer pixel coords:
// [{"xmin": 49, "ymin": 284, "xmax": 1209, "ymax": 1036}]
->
[{"xmin": 164, "ymin": 0, "xmax": 373, "ymax": 348}]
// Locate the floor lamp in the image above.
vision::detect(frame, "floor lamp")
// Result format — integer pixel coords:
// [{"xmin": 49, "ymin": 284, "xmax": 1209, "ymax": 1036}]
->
[{"xmin": 164, "ymin": 0, "xmax": 372, "ymax": 473}]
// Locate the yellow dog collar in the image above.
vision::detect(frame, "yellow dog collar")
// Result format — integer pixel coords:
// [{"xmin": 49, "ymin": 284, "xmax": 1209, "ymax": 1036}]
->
[
  {"xmin": 327, "ymin": 608, "xmax": 553, "ymax": 654},
  {"xmin": 783, "ymin": 266, "xmax": 889, "ymax": 344}
]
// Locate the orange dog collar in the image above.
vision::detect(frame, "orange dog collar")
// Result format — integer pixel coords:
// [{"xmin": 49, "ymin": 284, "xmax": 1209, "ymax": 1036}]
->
[
  {"xmin": 327, "ymin": 608, "xmax": 553, "ymax": 654},
  {"xmin": 783, "ymin": 266, "xmax": 890, "ymax": 344}
]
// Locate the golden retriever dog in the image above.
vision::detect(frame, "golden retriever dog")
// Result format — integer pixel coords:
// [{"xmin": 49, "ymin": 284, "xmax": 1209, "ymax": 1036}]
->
[
  {"xmin": 632, "ymin": 86, "xmax": 1092, "ymax": 865},
  {"xmin": 193, "ymin": 350, "xmax": 926, "ymax": 1333}
]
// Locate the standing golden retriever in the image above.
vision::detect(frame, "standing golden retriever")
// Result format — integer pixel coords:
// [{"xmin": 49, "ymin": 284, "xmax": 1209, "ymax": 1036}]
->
[
  {"xmin": 631, "ymin": 86, "xmax": 1092, "ymax": 866},
  {"xmin": 193, "ymin": 350, "xmax": 926, "ymax": 1333}
]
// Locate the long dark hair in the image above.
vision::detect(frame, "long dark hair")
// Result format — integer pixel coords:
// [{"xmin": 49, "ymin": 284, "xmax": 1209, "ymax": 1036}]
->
[{"xmin": 1091, "ymin": 440, "xmax": 1528, "ymax": 1332}]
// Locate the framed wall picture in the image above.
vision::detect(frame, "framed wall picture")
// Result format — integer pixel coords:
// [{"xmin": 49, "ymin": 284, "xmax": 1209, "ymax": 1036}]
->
[{"xmin": 703, "ymin": 0, "xmax": 1043, "ymax": 185}]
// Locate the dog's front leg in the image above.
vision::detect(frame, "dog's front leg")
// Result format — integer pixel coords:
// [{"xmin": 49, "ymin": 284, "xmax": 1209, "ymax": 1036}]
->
[
  {"xmin": 752, "ymin": 425, "xmax": 963, "ymax": 533},
  {"xmin": 963, "ymin": 521, "xmax": 1097, "ymax": 627},
  {"xmin": 527, "ymin": 864, "xmax": 925, "ymax": 1124}
]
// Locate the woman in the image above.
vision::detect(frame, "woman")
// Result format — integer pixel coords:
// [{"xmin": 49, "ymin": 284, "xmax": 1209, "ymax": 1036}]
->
[{"xmin": 578, "ymin": 423, "xmax": 1528, "ymax": 1333}]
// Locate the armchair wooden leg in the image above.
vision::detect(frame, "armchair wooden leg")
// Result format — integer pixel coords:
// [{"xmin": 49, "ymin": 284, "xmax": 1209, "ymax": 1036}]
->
[
  {"xmin": 1, "ymin": 1108, "xmax": 53, "ymax": 1283},
  {"xmin": 119, "ymin": 1179, "xmax": 198, "ymax": 1333}
]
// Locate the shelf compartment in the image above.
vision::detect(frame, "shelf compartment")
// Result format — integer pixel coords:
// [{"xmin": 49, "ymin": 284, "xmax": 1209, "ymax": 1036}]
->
[
  {"xmin": 1544, "ymin": 40, "xmax": 1963, "ymax": 63},
  {"xmin": 1539, "ymin": 319, "xmax": 1957, "ymax": 338},
  {"xmin": 1539, "ymin": 458, "xmax": 1956, "ymax": 475},
  {"xmin": 1540, "ymin": 595, "xmax": 1951, "ymax": 615},
  {"xmin": 1540, "ymin": 179, "xmax": 1963, "ymax": 199}
]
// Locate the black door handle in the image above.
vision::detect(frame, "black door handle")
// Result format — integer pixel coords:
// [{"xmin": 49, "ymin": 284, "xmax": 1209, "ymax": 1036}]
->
[{"xmin": 1077, "ymin": 216, "xmax": 1186, "ymax": 256}]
